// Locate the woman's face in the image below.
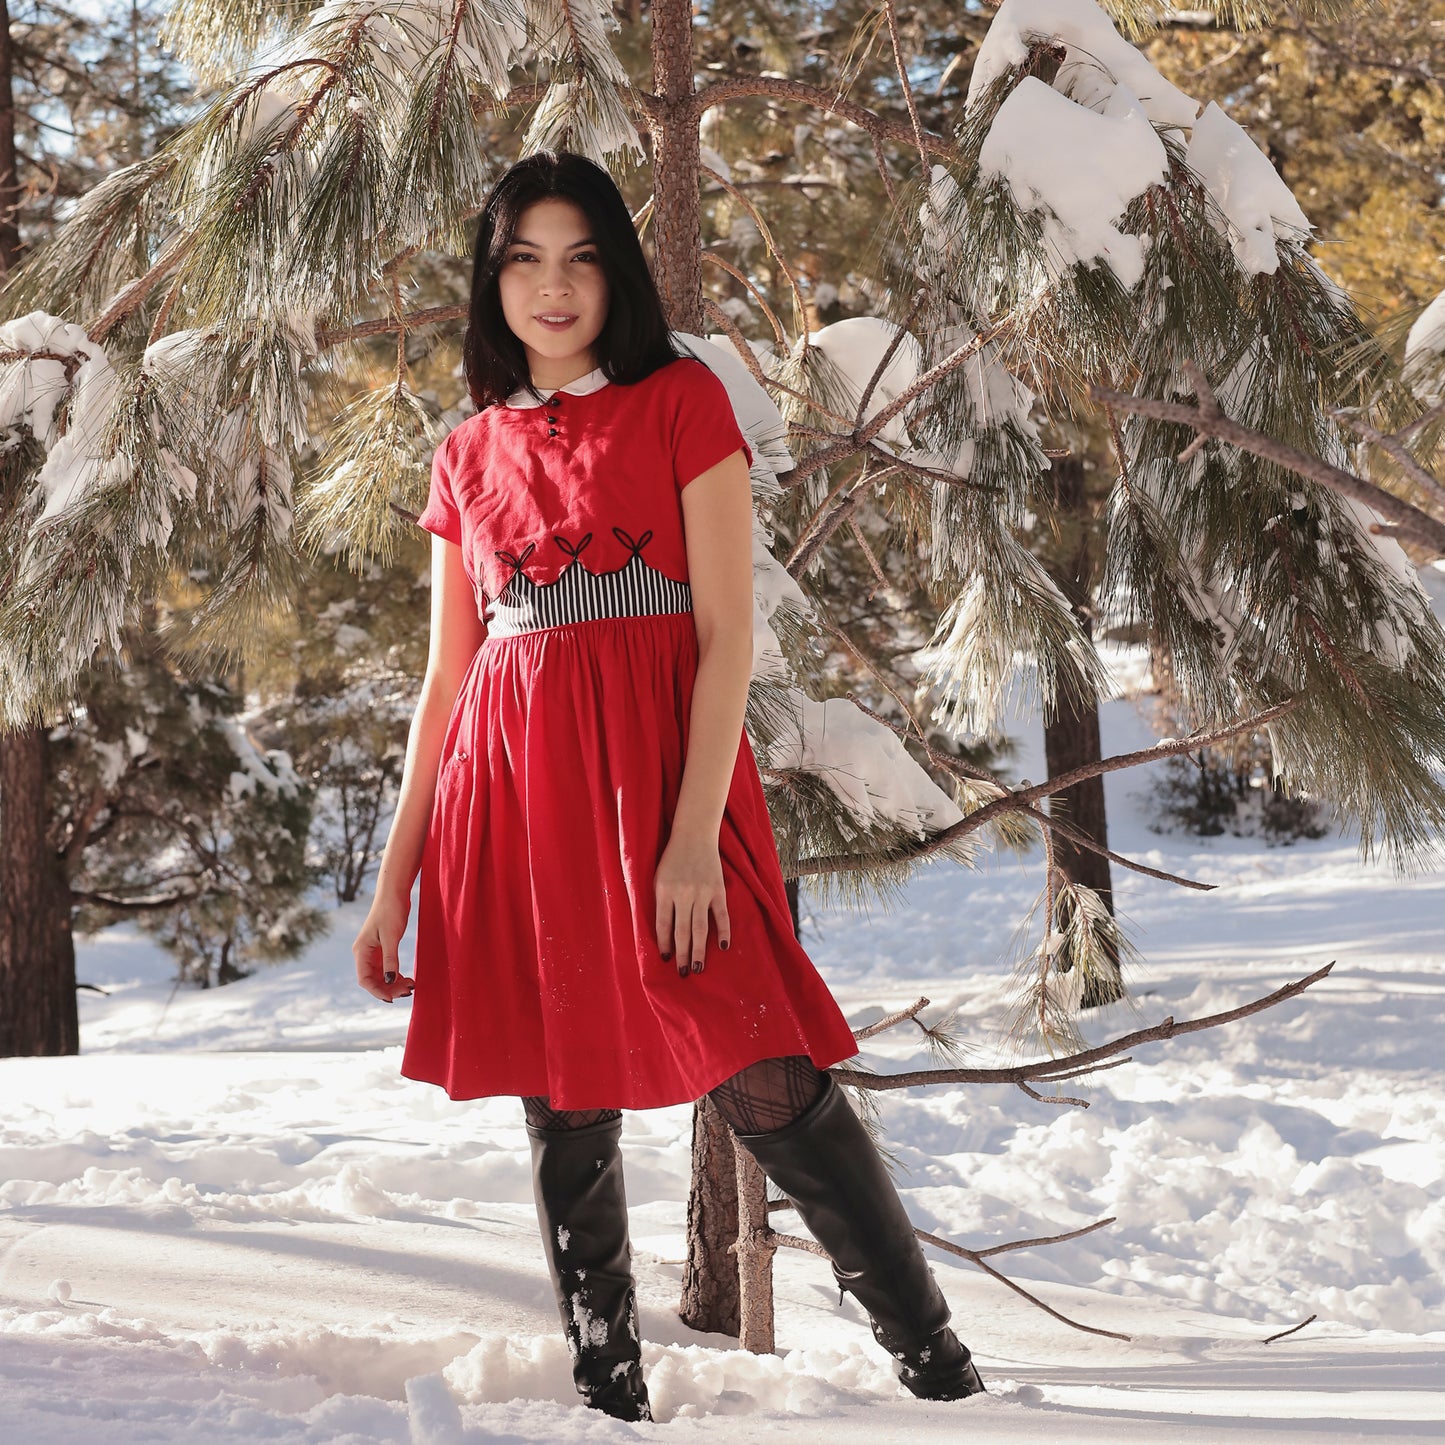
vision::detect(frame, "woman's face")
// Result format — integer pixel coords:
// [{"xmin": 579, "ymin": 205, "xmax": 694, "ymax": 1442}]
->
[{"xmin": 496, "ymin": 197, "xmax": 610, "ymax": 382}]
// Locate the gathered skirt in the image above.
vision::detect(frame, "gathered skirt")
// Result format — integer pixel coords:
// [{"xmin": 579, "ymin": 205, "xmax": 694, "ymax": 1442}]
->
[{"xmin": 399, "ymin": 610, "xmax": 860, "ymax": 1109}]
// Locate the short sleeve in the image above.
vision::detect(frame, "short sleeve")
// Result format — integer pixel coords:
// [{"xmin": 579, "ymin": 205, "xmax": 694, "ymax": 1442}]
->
[
  {"xmin": 671, "ymin": 359, "xmax": 754, "ymax": 491},
  {"xmin": 416, "ymin": 431, "xmax": 463, "ymax": 545}
]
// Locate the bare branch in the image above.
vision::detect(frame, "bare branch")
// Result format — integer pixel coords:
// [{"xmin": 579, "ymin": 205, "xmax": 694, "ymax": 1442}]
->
[
  {"xmin": 833, "ymin": 689, "xmax": 1214, "ymax": 891},
  {"xmin": 1018, "ymin": 1079, "xmax": 1090, "ymax": 1108},
  {"xmin": 855, "ymin": 289, "xmax": 925, "ymax": 436},
  {"xmin": 882, "ymin": 0, "xmax": 930, "ymax": 184},
  {"xmin": 773, "ymin": 1213, "xmax": 1130, "ymax": 1339},
  {"xmin": 700, "ymin": 162, "xmax": 810, "ymax": 348},
  {"xmin": 915, "ymin": 1227, "xmax": 1131, "ymax": 1341},
  {"xmin": 1263, "ymin": 1312, "xmax": 1318, "ymax": 1344},
  {"xmin": 965, "ymin": 1216, "xmax": 1115, "ymax": 1261},
  {"xmin": 1397, "ymin": 397, "xmax": 1445, "ymax": 446},
  {"xmin": 771, "ymin": 1230, "xmax": 828, "ymax": 1258},
  {"xmin": 853, "ymin": 996, "xmax": 930, "ymax": 1041},
  {"xmin": 701, "ymin": 250, "xmax": 788, "ymax": 351},
  {"xmin": 830, "ymin": 962, "xmax": 1334, "ymax": 1091},
  {"xmin": 701, "ymin": 296, "xmax": 773, "ymax": 393},
  {"xmin": 1022, "ymin": 801, "xmax": 1215, "ymax": 891}
]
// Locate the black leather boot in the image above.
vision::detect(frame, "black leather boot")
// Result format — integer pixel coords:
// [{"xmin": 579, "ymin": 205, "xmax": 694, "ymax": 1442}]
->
[
  {"xmin": 733, "ymin": 1073, "xmax": 986, "ymax": 1401},
  {"xmin": 527, "ymin": 1114, "xmax": 652, "ymax": 1422}
]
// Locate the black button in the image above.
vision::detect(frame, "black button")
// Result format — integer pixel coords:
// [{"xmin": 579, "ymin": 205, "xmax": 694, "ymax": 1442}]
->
[
  {"xmin": 548, "ymin": 428, "xmax": 558, "ymax": 436},
  {"xmin": 546, "ymin": 415, "xmax": 557, "ymax": 423}
]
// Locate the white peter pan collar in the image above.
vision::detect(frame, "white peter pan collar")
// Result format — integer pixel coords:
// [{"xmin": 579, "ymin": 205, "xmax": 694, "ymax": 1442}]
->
[{"xmin": 504, "ymin": 365, "xmax": 611, "ymax": 408}]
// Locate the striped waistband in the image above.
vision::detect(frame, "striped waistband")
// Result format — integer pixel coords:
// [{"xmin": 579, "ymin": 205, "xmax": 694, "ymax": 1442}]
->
[{"xmin": 482, "ymin": 550, "xmax": 693, "ymax": 638}]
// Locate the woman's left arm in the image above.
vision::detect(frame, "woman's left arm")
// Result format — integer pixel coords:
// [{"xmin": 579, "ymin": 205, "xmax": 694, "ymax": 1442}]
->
[{"xmin": 655, "ymin": 446, "xmax": 755, "ymax": 975}]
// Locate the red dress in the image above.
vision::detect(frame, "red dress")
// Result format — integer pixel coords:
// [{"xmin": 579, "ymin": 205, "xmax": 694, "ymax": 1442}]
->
[{"xmin": 400, "ymin": 354, "xmax": 859, "ymax": 1109}]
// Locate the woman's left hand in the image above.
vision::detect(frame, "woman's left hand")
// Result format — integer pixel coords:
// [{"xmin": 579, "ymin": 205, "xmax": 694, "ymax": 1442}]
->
[{"xmin": 654, "ymin": 830, "xmax": 731, "ymax": 978}]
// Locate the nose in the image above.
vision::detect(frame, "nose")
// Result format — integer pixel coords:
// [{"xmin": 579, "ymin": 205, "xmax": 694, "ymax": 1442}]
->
[{"xmin": 538, "ymin": 260, "xmax": 572, "ymax": 296}]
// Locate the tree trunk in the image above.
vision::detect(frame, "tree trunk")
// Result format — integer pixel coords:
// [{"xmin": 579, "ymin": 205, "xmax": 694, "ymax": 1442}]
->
[
  {"xmin": 649, "ymin": 0, "xmax": 745, "ymax": 1334},
  {"xmin": 0, "ymin": 0, "xmax": 19, "ymax": 265},
  {"xmin": 732, "ymin": 1133, "xmax": 776, "ymax": 1353},
  {"xmin": 648, "ymin": 0, "xmax": 702, "ymax": 332},
  {"xmin": 678, "ymin": 1096, "xmax": 742, "ymax": 1334},
  {"xmin": 1, "ymin": 727, "xmax": 78, "ymax": 1056},
  {"xmin": 1039, "ymin": 456, "xmax": 1122, "ymax": 1008},
  {"xmin": 0, "ymin": 0, "xmax": 78, "ymax": 1059}
]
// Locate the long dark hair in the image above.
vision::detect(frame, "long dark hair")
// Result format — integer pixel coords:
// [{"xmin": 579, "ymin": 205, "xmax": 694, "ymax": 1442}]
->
[{"xmin": 462, "ymin": 150, "xmax": 684, "ymax": 409}]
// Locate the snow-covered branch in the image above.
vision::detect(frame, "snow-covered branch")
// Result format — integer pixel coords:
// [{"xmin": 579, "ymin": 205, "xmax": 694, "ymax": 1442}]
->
[{"xmin": 1091, "ymin": 362, "xmax": 1445, "ymax": 559}]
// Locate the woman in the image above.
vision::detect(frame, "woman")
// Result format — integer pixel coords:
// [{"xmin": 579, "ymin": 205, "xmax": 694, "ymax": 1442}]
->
[{"xmin": 351, "ymin": 149, "xmax": 985, "ymax": 1423}]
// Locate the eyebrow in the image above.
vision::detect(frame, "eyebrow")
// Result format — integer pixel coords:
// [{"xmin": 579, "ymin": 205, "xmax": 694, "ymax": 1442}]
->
[{"xmin": 508, "ymin": 237, "xmax": 596, "ymax": 248}]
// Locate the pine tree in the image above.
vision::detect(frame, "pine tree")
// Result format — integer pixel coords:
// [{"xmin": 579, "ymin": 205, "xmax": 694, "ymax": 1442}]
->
[
  {"xmin": 0, "ymin": 0, "xmax": 200, "ymax": 1054},
  {"xmin": 2, "ymin": 0, "xmax": 1443, "ymax": 1343},
  {"xmin": 57, "ymin": 616, "xmax": 326, "ymax": 987}
]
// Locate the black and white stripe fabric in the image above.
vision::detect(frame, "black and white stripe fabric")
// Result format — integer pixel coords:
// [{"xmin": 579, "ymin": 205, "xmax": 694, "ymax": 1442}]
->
[{"xmin": 486, "ymin": 527, "xmax": 692, "ymax": 638}]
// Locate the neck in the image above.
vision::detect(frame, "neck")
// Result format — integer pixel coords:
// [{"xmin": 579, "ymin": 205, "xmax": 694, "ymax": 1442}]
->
[{"xmin": 528, "ymin": 355, "xmax": 599, "ymax": 394}]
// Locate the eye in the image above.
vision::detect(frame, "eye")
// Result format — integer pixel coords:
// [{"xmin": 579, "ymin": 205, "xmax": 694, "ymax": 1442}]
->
[
  {"xmin": 506, "ymin": 250, "xmax": 535, "ymax": 262},
  {"xmin": 573, "ymin": 251, "xmax": 598, "ymax": 262}
]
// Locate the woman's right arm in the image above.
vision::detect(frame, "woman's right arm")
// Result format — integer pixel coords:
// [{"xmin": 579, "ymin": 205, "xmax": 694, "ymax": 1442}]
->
[{"xmin": 353, "ymin": 534, "xmax": 487, "ymax": 1002}]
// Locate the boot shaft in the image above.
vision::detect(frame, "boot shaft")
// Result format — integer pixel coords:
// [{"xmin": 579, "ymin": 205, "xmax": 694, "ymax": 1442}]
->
[
  {"xmin": 733, "ymin": 1074, "xmax": 985, "ymax": 1398},
  {"xmin": 527, "ymin": 1116, "xmax": 652, "ymax": 1421}
]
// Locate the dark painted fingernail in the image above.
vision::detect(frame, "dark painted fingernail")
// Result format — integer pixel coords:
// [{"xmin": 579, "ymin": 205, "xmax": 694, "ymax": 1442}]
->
[
  {"xmin": 720, "ymin": 940, "xmax": 729, "ymax": 951},
  {"xmin": 384, "ymin": 971, "xmax": 396, "ymax": 984},
  {"xmin": 660, "ymin": 952, "xmax": 672, "ymax": 962},
  {"xmin": 677, "ymin": 965, "xmax": 689, "ymax": 978},
  {"xmin": 691, "ymin": 959, "xmax": 704, "ymax": 974}
]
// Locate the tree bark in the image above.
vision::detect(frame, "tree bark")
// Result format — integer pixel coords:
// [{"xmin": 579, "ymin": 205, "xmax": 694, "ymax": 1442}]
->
[
  {"xmin": 0, "ymin": 0, "xmax": 78, "ymax": 1059},
  {"xmin": 678, "ymin": 1096, "xmax": 742, "ymax": 1334},
  {"xmin": 649, "ymin": 0, "xmax": 702, "ymax": 331},
  {"xmin": 1039, "ymin": 457, "xmax": 1122, "ymax": 1007},
  {"xmin": 1, "ymin": 726, "xmax": 78, "ymax": 1056},
  {"xmin": 0, "ymin": 0, "xmax": 19, "ymax": 265},
  {"xmin": 732, "ymin": 1133, "xmax": 776, "ymax": 1353},
  {"xmin": 649, "ymin": 0, "xmax": 745, "ymax": 1334}
]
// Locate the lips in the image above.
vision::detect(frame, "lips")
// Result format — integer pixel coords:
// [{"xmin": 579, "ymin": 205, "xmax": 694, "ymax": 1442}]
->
[{"xmin": 535, "ymin": 313, "xmax": 578, "ymax": 330}]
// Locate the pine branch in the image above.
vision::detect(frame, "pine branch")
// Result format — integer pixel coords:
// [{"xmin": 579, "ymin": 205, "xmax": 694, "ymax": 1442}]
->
[
  {"xmin": 695, "ymin": 73, "xmax": 951, "ymax": 157},
  {"xmin": 1089, "ymin": 363, "xmax": 1445, "ymax": 559},
  {"xmin": 781, "ymin": 316, "xmax": 1017, "ymax": 491},
  {"xmin": 794, "ymin": 698, "xmax": 1301, "ymax": 877},
  {"xmin": 699, "ymin": 162, "xmax": 809, "ymax": 340},
  {"xmin": 1328, "ymin": 406, "xmax": 1445, "ymax": 517},
  {"xmin": 71, "ymin": 886, "xmax": 201, "ymax": 911}
]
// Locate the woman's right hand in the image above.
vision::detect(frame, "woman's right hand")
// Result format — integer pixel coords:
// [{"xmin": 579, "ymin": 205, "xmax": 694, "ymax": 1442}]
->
[{"xmin": 353, "ymin": 891, "xmax": 415, "ymax": 1003}]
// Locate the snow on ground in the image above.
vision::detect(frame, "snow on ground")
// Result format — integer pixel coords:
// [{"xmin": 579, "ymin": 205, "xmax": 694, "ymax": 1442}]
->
[{"xmin": 3, "ymin": 674, "xmax": 1443, "ymax": 1442}]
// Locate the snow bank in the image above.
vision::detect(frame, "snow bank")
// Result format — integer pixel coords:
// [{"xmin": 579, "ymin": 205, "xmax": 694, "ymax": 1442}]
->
[{"xmin": 3, "ymin": 660, "xmax": 1444, "ymax": 1440}]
